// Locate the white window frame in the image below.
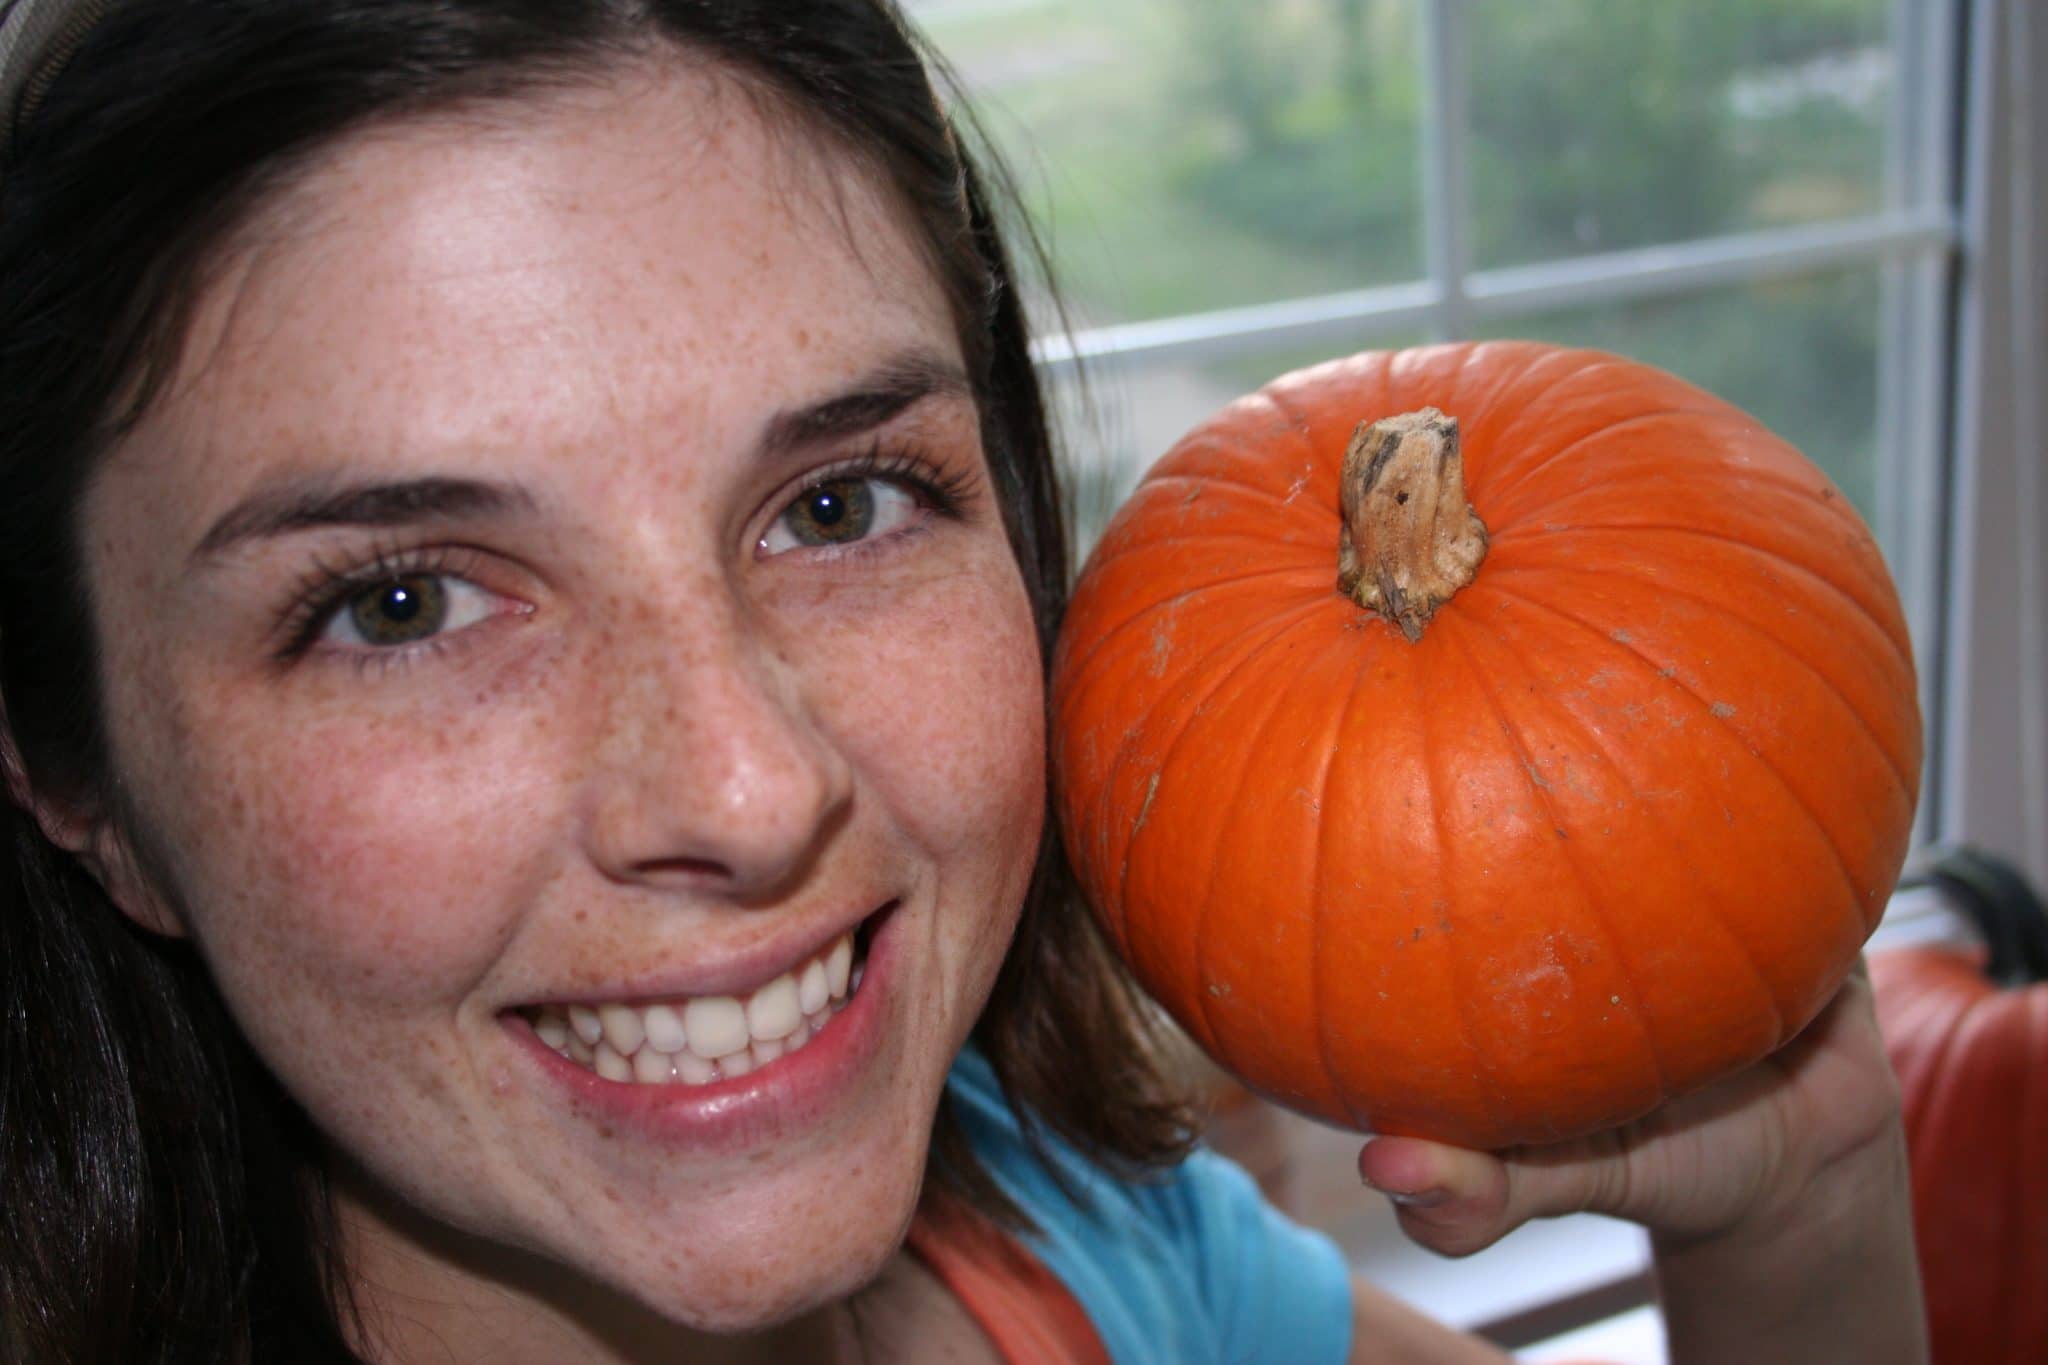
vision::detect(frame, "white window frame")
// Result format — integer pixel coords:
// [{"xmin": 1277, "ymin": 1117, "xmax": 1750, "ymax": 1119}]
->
[
  {"xmin": 1937, "ymin": 0, "xmax": 2047, "ymax": 890},
  {"xmin": 1035, "ymin": 0, "xmax": 1966, "ymax": 856},
  {"xmin": 1012, "ymin": 0, "xmax": 2031, "ymax": 1352}
]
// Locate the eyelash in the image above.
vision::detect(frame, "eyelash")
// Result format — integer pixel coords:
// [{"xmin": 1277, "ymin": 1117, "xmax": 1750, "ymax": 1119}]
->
[
  {"xmin": 774, "ymin": 441, "xmax": 976, "ymax": 551},
  {"xmin": 275, "ymin": 542, "xmax": 491, "ymax": 665},
  {"xmin": 273, "ymin": 442, "xmax": 975, "ymax": 665}
]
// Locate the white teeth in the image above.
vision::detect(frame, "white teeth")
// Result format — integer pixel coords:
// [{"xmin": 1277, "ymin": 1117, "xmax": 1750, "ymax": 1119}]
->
[
  {"xmin": 593, "ymin": 1042, "xmax": 632, "ymax": 1083},
  {"xmin": 532, "ymin": 927, "xmax": 862, "ymax": 1085},
  {"xmin": 799, "ymin": 958, "xmax": 829, "ymax": 1015},
  {"xmin": 746, "ymin": 973, "xmax": 802, "ymax": 1040},
  {"xmin": 826, "ymin": 934, "xmax": 852, "ymax": 998},
  {"xmin": 598, "ymin": 1003, "xmax": 644, "ymax": 1056},
  {"xmin": 643, "ymin": 1003, "xmax": 686, "ymax": 1054},
  {"xmin": 633, "ymin": 1045, "xmax": 675, "ymax": 1084},
  {"xmin": 683, "ymin": 996, "xmax": 749, "ymax": 1059},
  {"xmin": 850, "ymin": 959, "xmax": 864, "ymax": 994}
]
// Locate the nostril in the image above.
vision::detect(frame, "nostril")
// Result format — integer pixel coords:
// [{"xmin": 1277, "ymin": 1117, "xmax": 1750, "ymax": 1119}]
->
[{"xmin": 628, "ymin": 856, "xmax": 733, "ymax": 882}]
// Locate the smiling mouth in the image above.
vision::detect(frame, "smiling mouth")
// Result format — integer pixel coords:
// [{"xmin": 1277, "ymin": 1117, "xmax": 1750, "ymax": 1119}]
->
[{"xmin": 518, "ymin": 918, "xmax": 874, "ymax": 1086}]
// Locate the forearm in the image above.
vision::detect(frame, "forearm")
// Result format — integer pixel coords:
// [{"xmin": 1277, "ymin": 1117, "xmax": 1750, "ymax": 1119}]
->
[{"xmin": 1651, "ymin": 1123, "xmax": 1926, "ymax": 1365}]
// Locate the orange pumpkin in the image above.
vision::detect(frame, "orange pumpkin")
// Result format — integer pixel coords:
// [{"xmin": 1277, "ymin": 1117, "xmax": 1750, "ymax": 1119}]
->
[
  {"xmin": 1871, "ymin": 850, "xmax": 2048, "ymax": 1365},
  {"xmin": 1052, "ymin": 341, "xmax": 1921, "ymax": 1147}
]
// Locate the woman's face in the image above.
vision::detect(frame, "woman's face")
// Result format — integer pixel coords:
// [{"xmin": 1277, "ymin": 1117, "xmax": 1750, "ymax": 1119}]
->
[{"xmin": 76, "ymin": 65, "xmax": 1045, "ymax": 1340}]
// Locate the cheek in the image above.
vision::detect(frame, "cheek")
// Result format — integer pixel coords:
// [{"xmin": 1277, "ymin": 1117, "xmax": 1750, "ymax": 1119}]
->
[
  {"xmin": 124, "ymin": 668, "xmax": 557, "ymax": 1015},
  {"xmin": 805, "ymin": 559, "xmax": 1047, "ymax": 873}
]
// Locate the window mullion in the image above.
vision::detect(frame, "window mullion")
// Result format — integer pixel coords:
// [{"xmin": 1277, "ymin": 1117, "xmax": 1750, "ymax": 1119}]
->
[{"xmin": 1420, "ymin": 0, "xmax": 1472, "ymax": 340}]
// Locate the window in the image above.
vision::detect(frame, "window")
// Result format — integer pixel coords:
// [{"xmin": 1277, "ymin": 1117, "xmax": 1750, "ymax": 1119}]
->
[{"xmin": 913, "ymin": 0, "xmax": 2027, "ymax": 1355}]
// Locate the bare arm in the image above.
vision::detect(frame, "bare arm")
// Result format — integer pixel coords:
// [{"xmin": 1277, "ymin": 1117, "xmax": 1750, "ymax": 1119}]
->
[
  {"xmin": 1651, "ymin": 1123, "xmax": 1924, "ymax": 1364},
  {"xmin": 1344, "ymin": 1275, "xmax": 1512, "ymax": 1365}
]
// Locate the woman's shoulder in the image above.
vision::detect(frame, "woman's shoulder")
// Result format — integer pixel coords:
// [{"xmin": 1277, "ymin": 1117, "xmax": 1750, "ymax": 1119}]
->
[{"xmin": 943, "ymin": 1045, "xmax": 1355, "ymax": 1365}]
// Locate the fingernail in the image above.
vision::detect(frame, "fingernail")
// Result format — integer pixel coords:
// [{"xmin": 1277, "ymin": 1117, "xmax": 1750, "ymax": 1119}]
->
[{"xmin": 1382, "ymin": 1187, "xmax": 1451, "ymax": 1209}]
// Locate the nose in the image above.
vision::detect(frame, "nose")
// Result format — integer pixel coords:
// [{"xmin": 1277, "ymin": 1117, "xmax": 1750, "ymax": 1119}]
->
[{"xmin": 580, "ymin": 602, "xmax": 853, "ymax": 902}]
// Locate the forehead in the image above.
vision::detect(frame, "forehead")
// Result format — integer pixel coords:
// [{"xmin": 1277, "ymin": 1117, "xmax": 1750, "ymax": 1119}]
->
[{"xmin": 120, "ymin": 61, "xmax": 956, "ymax": 497}]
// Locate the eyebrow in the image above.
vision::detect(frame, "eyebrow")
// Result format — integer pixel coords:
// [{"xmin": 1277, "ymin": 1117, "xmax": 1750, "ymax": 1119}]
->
[
  {"xmin": 190, "ymin": 349, "xmax": 974, "ymax": 563},
  {"xmin": 758, "ymin": 350, "xmax": 973, "ymax": 459},
  {"xmin": 192, "ymin": 476, "xmax": 534, "ymax": 561}
]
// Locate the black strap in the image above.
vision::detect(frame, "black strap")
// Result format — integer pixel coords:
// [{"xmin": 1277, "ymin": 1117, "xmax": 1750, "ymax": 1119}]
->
[{"xmin": 1898, "ymin": 844, "xmax": 2048, "ymax": 987}]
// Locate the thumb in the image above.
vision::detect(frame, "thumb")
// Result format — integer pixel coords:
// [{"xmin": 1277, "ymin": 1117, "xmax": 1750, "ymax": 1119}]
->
[{"xmin": 1358, "ymin": 1134, "xmax": 1626, "ymax": 1258}]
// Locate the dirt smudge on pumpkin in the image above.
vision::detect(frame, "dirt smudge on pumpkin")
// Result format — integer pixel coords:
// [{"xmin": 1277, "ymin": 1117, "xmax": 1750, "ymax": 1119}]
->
[
  {"xmin": 1131, "ymin": 772, "xmax": 1161, "ymax": 838},
  {"xmin": 1147, "ymin": 600, "xmax": 1182, "ymax": 677}
]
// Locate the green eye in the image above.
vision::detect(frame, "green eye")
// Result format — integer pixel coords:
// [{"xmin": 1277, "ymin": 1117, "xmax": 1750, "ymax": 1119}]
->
[
  {"xmin": 761, "ymin": 475, "xmax": 920, "ymax": 555},
  {"xmin": 343, "ymin": 575, "xmax": 448, "ymax": 646},
  {"xmin": 784, "ymin": 477, "xmax": 876, "ymax": 546}
]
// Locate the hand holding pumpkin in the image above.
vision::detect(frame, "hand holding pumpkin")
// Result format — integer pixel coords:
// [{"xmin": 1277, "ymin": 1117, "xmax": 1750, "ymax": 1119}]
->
[
  {"xmin": 1054, "ymin": 344, "xmax": 1928, "ymax": 1360},
  {"xmin": 1353, "ymin": 962, "xmax": 1903, "ymax": 1259}
]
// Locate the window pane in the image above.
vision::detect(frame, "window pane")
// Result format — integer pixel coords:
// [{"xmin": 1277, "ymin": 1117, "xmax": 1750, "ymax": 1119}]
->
[
  {"xmin": 1053, "ymin": 329, "xmax": 1430, "ymax": 552},
  {"xmin": 913, "ymin": 0, "xmax": 1425, "ymax": 326},
  {"xmin": 1468, "ymin": 0, "xmax": 1895, "ymax": 268},
  {"xmin": 1481, "ymin": 268, "xmax": 1882, "ymax": 526}
]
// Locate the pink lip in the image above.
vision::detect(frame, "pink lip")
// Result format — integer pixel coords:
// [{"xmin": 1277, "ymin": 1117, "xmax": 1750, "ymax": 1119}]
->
[{"xmin": 504, "ymin": 901, "xmax": 899, "ymax": 1151}]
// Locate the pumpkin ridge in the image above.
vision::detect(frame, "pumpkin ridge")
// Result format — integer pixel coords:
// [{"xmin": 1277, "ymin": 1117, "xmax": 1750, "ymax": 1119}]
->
[
  {"xmin": 1308, "ymin": 621, "xmax": 1387, "ymax": 1131},
  {"xmin": 1415, "ymin": 633, "xmax": 1520, "ymax": 1142},
  {"xmin": 1444, "ymin": 341, "xmax": 1565, "ymax": 440},
  {"xmin": 1484, "ymin": 558, "xmax": 1917, "ymax": 805},
  {"xmin": 1481, "ymin": 405, "xmax": 1712, "ymax": 510},
  {"xmin": 2019, "ymin": 991, "xmax": 2048, "ymax": 1341},
  {"xmin": 1443, "ymin": 614, "xmax": 1681, "ymax": 1111},
  {"xmin": 1064, "ymin": 586, "xmax": 1296, "ymax": 892},
  {"xmin": 1986, "ymin": 998, "xmax": 2028, "ymax": 1342},
  {"xmin": 1241, "ymin": 383, "xmax": 1336, "ymax": 504},
  {"xmin": 1496, "ymin": 519, "xmax": 1910, "ymax": 668},
  {"xmin": 1101, "ymin": 599, "xmax": 1337, "ymax": 1064},
  {"xmin": 1483, "ymin": 580, "xmax": 1870, "ymax": 939},
  {"xmin": 1448, "ymin": 599, "xmax": 1805, "ymax": 1059},
  {"xmin": 1086, "ymin": 594, "xmax": 1335, "ymax": 931},
  {"xmin": 1489, "ymin": 407, "xmax": 1861, "ymax": 531},
  {"xmin": 1183, "ymin": 615, "xmax": 1344, "ymax": 1109},
  {"xmin": 1055, "ymin": 560, "xmax": 1328, "ymax": 695},
  {"xmin": 1142, "ymin": 468, "xmax": 1328, "ymax": 521},
  {"xmin": 1461, "ymin": 352, "xmax": 1674, "ymax": 477},
  {"xmin": 1437, "ymin": 339, "xmax": 1507, "ymax": 435},
  {"xmin": 1489, "ymin": 523, "xmax": 1914, "ymax": 692}
]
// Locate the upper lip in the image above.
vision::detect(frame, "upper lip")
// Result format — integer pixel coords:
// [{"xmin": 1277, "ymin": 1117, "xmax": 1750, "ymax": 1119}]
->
[{"xmin": 505, "ymin": 899, "xmax": 888, "ymax": 1010}]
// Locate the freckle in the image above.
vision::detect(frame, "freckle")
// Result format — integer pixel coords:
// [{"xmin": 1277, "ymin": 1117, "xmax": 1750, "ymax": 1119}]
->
[
  {"xmin": 575, "ymin": 908, "xmax": 588, "ymax": 923},
  {"xmin": 597, "ymin": 1125, "xmax": 615, "ymax": 1140}
]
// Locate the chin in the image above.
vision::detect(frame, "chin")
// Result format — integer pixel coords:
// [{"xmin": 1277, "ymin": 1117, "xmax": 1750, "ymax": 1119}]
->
[
  {"xmin": 574, "ymin": 1209, "xmax": 912, "ymax": 1348},
  {"xmin": 570, "ymin": 1133, "xmax": 932, "ymax": 1339}
]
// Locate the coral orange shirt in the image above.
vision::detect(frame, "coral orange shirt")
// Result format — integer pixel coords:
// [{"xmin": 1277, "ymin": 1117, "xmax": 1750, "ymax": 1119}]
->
[{"xmin": 905, "ymin": 1208, "xmax": 1112, "ymax": 1365}]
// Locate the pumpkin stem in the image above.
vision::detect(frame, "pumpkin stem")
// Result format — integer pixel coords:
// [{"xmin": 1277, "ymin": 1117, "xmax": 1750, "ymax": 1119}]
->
[{"xmin": 1336, "ymin": 407, "xmax": 1489, "ymax": 641}]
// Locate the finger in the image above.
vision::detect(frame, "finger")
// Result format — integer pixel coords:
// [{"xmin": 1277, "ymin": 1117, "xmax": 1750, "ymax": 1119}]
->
[{"xmin": 1360, "ymin": 1134, "xmax": 1624, "ymax": 1258}]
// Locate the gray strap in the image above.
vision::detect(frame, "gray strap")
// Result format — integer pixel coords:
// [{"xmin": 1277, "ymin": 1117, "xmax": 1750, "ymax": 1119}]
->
[{"xmin": 0, "ymin": 0, "xmax": 110, "ymax": 155}]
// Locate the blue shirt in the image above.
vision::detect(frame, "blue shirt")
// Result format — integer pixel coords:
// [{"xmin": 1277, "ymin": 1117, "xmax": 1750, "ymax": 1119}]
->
[{"xmin": 944, "ymin": 1046, "xmax": 1355, "ymax": 1364}]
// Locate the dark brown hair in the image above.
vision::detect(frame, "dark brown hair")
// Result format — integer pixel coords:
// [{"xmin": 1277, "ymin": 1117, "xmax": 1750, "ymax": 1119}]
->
[{"xmin": 0, "ymin": 2, "xmax": 1193, "ymax": 1359}]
